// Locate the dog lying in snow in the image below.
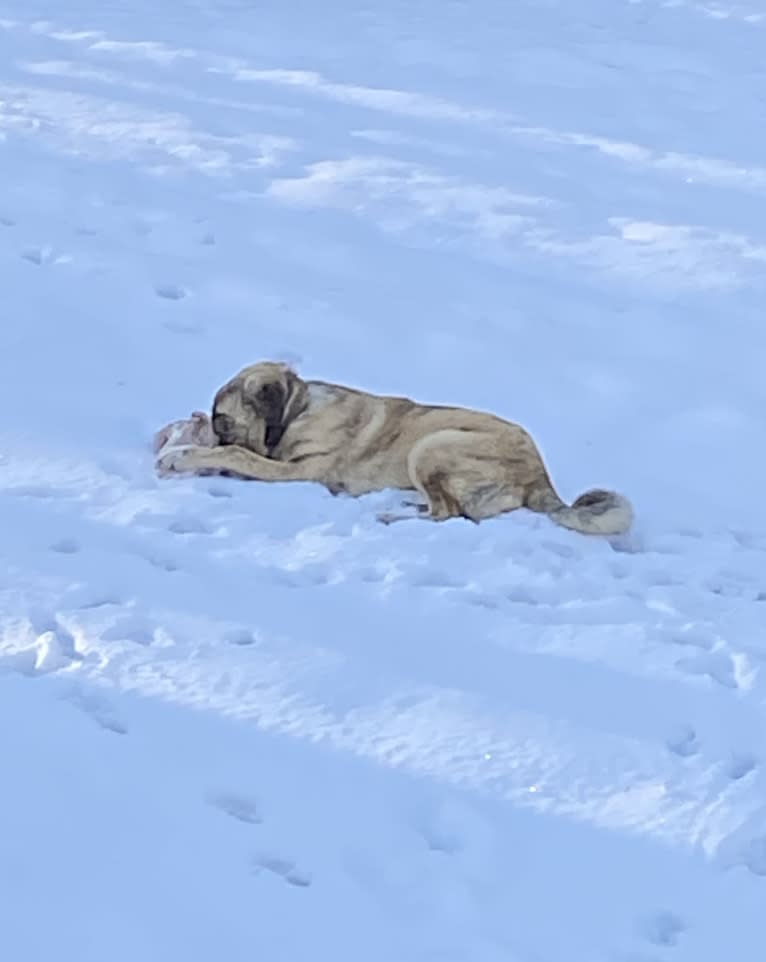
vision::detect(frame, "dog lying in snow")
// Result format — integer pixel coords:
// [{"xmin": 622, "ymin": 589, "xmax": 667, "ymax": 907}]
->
[{"xmin": 155, "ymin": 361, "xmax": 633, "ymax": 534}]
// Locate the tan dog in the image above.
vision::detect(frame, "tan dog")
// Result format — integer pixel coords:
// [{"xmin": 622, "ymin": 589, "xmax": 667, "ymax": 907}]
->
[{"xmin": 157, "ymin": 361, "xmax": 633, "ymax": 533}]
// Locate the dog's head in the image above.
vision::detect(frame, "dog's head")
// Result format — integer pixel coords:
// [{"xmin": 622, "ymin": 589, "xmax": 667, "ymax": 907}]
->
[{"xmin": 211, "ymin": 361, "xmax": 307, "ymax": 455}]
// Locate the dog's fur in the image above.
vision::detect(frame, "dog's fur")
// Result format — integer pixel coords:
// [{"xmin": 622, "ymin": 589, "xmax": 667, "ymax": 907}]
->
[{"xmin": 158, "ymin": 361, "xmax": 633, "ymax": 533}]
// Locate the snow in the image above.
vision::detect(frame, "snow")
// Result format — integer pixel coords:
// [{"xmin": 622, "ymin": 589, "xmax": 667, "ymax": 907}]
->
[{"xmin": 1, "ymin": 1, "xmax": 766, "ymax": 959}]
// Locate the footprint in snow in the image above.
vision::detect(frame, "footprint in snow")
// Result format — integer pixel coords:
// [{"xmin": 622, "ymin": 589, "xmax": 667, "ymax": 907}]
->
[
  {"xmin": 724, "ymin": 752, "xmax": 757, "ymax": 781},
  {"xmin": 640, "ymin": 910, "xmax": 685, "ymax": 947},
  {"xmin": 167, "ymin": 515, "xmax": 213, "ymax": 536},
  {"xmin": 50, "ymin": 537, "xmax": 81, "ymax": 555},
  {"xmin": 163, "ymin": 318, "xmax": 204, "ymax": 336},
  {"xmin": 676, "ymin": 649, "xmax": 740, "ymax": 689},
  {"xmin": 64, "ymin": 688, "xmax": 128, "ymax": 735},
  {"xmin": 77, "ymin": 594, "xmax": 124, "ymax": 610},
  {"xmin": 741, "ymin": 836, "xmax": 766, "ymax": 877},
  {"xmin": 666, "ymin": 724, "xmax": 699, "ymax": 758},
  {"xmin": 155, "ymin": 282, "xmax": 187, "ymax": 301},
  {"xmin": 506, "ymin": 584, "xmax": 539, "ymax": 605},
  {"xmin": 409, "ymin": 567, "xmax": 465, "ymax": 590},
  {"xmin": 209, "ymin": 792, "xmax": 262, "ymax": 825},
  {"xmin": 20, "ymin": 246, "xmax": 69, "ymax": 266},
  {"xmin": 223, "ymin": 627, "xmax": 258, "ymax": 647},
  {"xmin": 252, "ymin": 853, "xmax": 312, "ymax": 888},
  {"xmin": 464, "ymin": 590, "xmax": 500, "ymax": 610},
  {"xmin": 668, "ymin": 625, "xmax": 713, "ymax": 651},
  {"xmin": 152, "ymin": 557, "xmax": 181, "ymax": 573},
  {"xmin": 608, "ymin": 559, "xmax": 632, "ymax": 580},
  {"xmin": 207, "ymin": 484, "xmax": 233, "ymax": 499},
  {"xmin": 419, "ymin": 820, "xmax": 463, "ymax": 856},
  {"xmin": 21, "ymin": 246, "xmax": 47, "ymax": 265}
]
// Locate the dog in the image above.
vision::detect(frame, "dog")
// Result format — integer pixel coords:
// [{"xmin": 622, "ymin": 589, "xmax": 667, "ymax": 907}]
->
[{"xmin": 157, "ymin": 361, "xmax": 633, "ymax": 533}]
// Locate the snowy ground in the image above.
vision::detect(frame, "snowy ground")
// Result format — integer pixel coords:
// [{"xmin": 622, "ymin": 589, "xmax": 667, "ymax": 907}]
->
[{"xmin": 2, "ymin": 1, "xmax": 766, "ymax": 959}]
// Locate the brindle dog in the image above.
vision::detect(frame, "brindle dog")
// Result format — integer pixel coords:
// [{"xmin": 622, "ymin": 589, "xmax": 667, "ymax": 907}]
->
[{"xmin": 158, "ymin": 361, "xmax": 633, "ymax": 533}]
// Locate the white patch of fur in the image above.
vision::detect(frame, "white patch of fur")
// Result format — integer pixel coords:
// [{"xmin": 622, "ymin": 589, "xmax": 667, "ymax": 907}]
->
[
  {"xmin": 553, "ymin": 492, "xmax": 634, "ymax": 536},
  {"xmin": 306, "ymin": 382, "xmax": 336, "ymax": 409}
]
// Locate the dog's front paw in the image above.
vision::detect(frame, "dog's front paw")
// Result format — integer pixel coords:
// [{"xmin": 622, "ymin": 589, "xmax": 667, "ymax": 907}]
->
[{"xmin": 156, "ymin": 445, "xmax": 202, "ymax": 477}]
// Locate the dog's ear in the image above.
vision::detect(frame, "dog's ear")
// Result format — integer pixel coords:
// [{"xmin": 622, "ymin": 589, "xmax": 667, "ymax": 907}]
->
[
  {"xmin": 247, "ymin": 379, "xmax": 288, "ymax": 451},
  {"xmin": 251, "ymin": 382, "xmax": 283, "ymax": 421},
  {"xmin": 243, "ymin": 366, "xmax": 303, "ymax": 452},
  {"xmin": 250, "ymin": 381, "xmax": 285, "ymax": 439}
]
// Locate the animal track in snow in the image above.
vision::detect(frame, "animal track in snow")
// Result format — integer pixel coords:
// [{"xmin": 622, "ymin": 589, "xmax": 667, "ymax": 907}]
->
[
  {"xmin": 666, "ymin": 724, "xmax": 699, "ymax": 758},
  {"xmin": 50, "ymin": 537, "xmax": 81, "ymax": 555},
  {"xmin": 19, "ymin": 245, "xmax": 69, "ymax": 266},
  {"xmin": 741, "ymin": 836, "xmax": 766, "ymax": 877},
  {"xmin": 20, "ymin": 246, "xmax": 46, "ymax": 265},
  {"xmin": 78, "ymin": 594, "xmax": 124, "ymax": 610},
  {"xmin": 223, "ymin": 627, "xmax": 258, "ymax": 647},
  {"xmin": 141, "ymin": 550, "xmax": 181, "ymax": 573},
  {"xmin": 209, "ymin": 792, "xmax": 262, "ymax": 825},
  {"xmin": 155, "ymin": 282, "xmax": 187, "ymax": 300},
  {"xmin": 65, "ymin": 689, "xmax": 128, "ymax": 735},
  {"xmin": 252, "ymin": 853, "xmax": 312, "ymax": 888},
  {"xmin": 419, "ymin": 820, "xmax": 462, "ymax": 856},
  {"xmin": 725, "ymin": 753, "xmax": 757, "ymax": 781},
  {"xmin": 676, "ymin": 648, "xmax": 740, "ymax": 689},
  {"xmin": 207, "ymin": 484, "xmax": 233, "ymax": 499},
  {"xmin": 506, "ymin": 584, "xmax": 541, "ymax": 605},
  {"xmin": 464, "ymin": 590, "xmax": 501, "ymax": 610},
  {"xmin": 167, "ymin": 515, "xmax": 213, "ymax": 536},
  {"xmin": 163, "ymin": 319, "xmax": 203, "ymax": 336},
  {"xmin": 0, "ymin": 215, "xmax": 15, "ymax": 227},
  {"xmin": 668, "ymin": 625, "xmax": 714, "ymax": 651},
  {"xmin": 409, "ymin": 569, "xmax": 465, "ymax": 590},
  {"xmin": 641, "ymin": 910, "xmax": 685, "ymax": 947}
]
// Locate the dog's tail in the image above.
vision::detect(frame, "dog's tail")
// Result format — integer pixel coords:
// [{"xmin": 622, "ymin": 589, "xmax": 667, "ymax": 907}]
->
[{"xmin": 525, "ymin": 483, "xmax": 633, "ymax": 536}]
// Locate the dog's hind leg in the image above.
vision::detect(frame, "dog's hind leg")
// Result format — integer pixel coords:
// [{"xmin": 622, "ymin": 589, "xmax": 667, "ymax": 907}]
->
[
  {"xmin": 395, "ymin": 430, "xmax": 525, "ymax": 525},
  {"xmin": 377, "ymin": 478, "xmax": 478, "ymax": 525},
  {"xmin": 377, "ymin": 449, "xmax": 476, "ymax": 525},
  {"xmin": 379, "ymin": 479, "xmax": 469, "ymax": 524}
]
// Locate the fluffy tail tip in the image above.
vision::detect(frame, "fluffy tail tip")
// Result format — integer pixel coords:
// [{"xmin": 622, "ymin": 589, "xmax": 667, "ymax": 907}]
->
[{"xmin": 568, "ymin": 487, "xmax": 634, "ymax": 536}]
